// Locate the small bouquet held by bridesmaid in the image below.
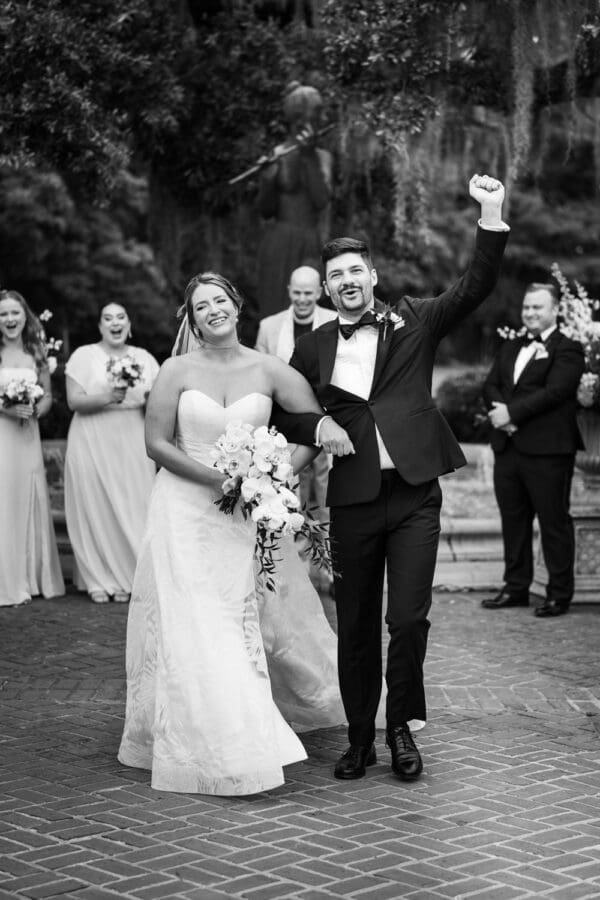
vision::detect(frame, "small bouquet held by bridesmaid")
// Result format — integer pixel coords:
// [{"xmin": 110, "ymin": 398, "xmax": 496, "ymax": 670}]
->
[
  {"xmin": 106, "ymin": 354, "xmax": 144, "ymax": 390},
  {"xmin": 211, "ymin": 422, "xmax": 332, "ymax": 590},
  {"xmin": 1, "ymin": 376, "xmax": 44, "ymax": 426}
]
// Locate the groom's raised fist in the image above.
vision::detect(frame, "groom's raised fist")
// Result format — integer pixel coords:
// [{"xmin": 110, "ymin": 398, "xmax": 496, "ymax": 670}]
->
[
  {"xmin": 469, "ymin": 173, "xmax": 507, "ymax": 230},
  {"xmin": 469, "ymin": 173, "xmax": 504, "ymax": 206}
]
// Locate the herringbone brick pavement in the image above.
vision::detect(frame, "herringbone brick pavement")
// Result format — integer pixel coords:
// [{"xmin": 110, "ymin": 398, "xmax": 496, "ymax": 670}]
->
[{"xmin": 0, "ymin": 590, "xmax": 598, "ymax": 900}]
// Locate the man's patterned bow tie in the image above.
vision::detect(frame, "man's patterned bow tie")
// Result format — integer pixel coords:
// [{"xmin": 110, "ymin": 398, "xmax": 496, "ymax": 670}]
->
[
  {"xmin": 338, "ymin": 311, "xmax": 379, "ymax": 340},
  {"xmin": 522, "ymin": 332, "xmax": 542, "ymax": 345}
]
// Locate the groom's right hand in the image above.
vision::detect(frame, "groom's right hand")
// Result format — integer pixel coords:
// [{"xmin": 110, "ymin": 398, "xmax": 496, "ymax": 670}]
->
[{"xmin": 317, "ymin": 417, "xmax": 355, "ymax": 456}]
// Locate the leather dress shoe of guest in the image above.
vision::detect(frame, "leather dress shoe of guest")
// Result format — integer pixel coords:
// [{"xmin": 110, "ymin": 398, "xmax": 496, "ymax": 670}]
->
[
  {"xmin": 386, "ymin": 724, "xmax": 423, "ymax": 781},
  {"xmin": 334, "ymin": 744, "xmax": 376, "ymax": 780},
  {"xmin": 481, "ymin": 587, "xmax": 529, "ymax": 609},
  {"xmin": 534, "ymin": 599, "xmax": 569, "ymax": 618}
]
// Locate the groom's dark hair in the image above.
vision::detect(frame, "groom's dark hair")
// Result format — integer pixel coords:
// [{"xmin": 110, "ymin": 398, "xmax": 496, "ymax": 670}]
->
[{"xmin": 321, "ymin": 237, "xmax": 373, "ymax": 270}]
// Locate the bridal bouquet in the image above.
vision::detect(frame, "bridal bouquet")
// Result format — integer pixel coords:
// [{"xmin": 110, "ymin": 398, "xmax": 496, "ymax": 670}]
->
[
  {"xmin": 106, "ymin": 354, "xmax": 144, "ymax": 389},
  {"xmin": 1, "ymin": 376, "xmax": 44, "ymax": 425},
  {"xmin": 211, "ymin": 422, "xmax": 332, "ymax": 590}
]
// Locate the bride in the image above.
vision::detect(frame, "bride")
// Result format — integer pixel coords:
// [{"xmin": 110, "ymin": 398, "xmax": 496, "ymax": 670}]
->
[{"xmin": 118, "ymin": 272, "xmax": 349, "ymax": 795}]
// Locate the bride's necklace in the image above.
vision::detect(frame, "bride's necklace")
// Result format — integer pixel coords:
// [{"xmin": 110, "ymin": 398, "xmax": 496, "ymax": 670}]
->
[{"xmin": 197, "ymin": 340, "xmax": 241, "ymax": 352}]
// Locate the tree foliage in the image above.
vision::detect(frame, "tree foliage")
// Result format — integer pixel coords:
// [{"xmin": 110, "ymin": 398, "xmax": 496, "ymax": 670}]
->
[
  {"xmin": 0, "ymin": 168, "xmax": 174, "ymax": 357},
  {"xmin": 0, "ymin": 0, "xmax": 598, "ymax": 388},
  {"xmin": 0, "ymin": 0, "xmax": 185, "ymax": 196}
]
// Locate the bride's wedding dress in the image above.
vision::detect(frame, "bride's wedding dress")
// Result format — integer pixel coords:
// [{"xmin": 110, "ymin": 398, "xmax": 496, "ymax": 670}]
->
[{"xmin": 118, "ymin": 390, "xmax": 343, "ymax": 795}]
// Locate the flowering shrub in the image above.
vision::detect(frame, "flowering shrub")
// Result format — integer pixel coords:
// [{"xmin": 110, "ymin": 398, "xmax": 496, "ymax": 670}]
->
[
  {"xmin": 552, "ymin": 263, "xmax": 600, "ymax": 409},
  {"xmin": 211, "ymin": 422, "xmax": 331, "ymax": 590},
  {"xmin": 39, "ymin": 309, "xmax": 63, "ymax": 373}
]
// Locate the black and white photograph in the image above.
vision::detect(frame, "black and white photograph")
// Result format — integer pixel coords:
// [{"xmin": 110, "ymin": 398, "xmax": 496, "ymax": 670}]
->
[{"xmin": 0, "ymin": 1, "xmax": 599, "ymax": 898}]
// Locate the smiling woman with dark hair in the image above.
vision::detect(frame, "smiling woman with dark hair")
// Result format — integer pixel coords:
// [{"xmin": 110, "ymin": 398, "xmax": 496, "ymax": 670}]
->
[{"xmin": 64, "ymin": 302, "xmax": 160, "ymax": 604}]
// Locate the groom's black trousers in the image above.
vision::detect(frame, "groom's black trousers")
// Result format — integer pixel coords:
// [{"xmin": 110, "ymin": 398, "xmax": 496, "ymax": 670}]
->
[{"xmin": 330, "ymin": 470, "xmax": 441, "ymax": 747}]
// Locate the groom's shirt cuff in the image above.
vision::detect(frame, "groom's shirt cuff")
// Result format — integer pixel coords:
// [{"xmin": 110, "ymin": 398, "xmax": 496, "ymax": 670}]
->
[{"xmin": 315, "ymin": 415, "xmax": 333, "ymax": 445}]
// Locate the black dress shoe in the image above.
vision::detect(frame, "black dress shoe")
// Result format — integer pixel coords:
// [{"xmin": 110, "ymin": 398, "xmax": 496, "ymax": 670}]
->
[
  {"xmin": 386, "ymin": 724, "xmax": 423, "ymax": 781},
  {"xmin": 334, "ymin": 745, "xmax": 376, "ymax": 780},
  {"xmin": 481, "ymin": 588, "xmax": 529, "ymax": 609},
  {"xmin": 534, "ymin": 600, "xmax": 569, "ymax": 618}
]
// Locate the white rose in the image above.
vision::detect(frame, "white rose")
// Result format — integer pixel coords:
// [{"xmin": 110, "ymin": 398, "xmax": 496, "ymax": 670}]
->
[{"xmin": 288, "ymin": 512, "xmax": 304, "ymax": 532}]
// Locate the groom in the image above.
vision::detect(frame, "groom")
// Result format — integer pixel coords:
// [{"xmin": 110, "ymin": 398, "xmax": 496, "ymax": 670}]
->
[{"xmin": 275, "ymin": 174, "xmax": 509, "ymax": 781}]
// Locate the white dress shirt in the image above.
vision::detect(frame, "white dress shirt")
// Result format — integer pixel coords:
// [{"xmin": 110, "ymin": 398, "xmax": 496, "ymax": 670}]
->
[
  {"xmin": 323, "ymin": 312, "xmax": 395, "ymax": 469},
  {"xmin": 513, "ymin": 325, "xmax": 556, "ymax": 383}
]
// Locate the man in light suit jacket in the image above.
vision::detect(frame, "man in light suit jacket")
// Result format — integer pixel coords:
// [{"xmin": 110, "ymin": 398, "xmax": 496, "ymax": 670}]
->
[
  {"xmin": 256, "ymin": 267, "xmax": 337, "ymax": 540},
  {"xmin": 273, "ymin": 174, "xmax": 509, "ymax": 783},
  {"xmin": 481, "ymin": 284, "xmax": 585, "ymax": 618},
  {"xmin": 255, "ymin": 266, "xmax": 338, "ymax": 359}
]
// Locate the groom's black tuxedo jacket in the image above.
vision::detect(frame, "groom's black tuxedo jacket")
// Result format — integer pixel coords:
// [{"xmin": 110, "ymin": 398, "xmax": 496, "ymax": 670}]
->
[
  {"xmin": 274, "ymin": 227, "xmax": 508, "ymax": 507},
  {"xmin": 482, "ymin": 329, "xmax": 585, "ymax": 455}
]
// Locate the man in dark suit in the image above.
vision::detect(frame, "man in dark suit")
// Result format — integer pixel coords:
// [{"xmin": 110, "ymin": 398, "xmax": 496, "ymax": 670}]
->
[
  {"xmin": 275, "ymin": 174, "xmax": 509, "ymax": 782},
  {"xmin": 481, "ymin": 284, "xmax": 585, "ymax": 618}
]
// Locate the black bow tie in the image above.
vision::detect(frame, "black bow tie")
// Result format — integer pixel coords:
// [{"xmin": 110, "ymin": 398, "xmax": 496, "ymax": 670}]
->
[
  {"xmin": 339, "ymin": 311, "xmax": 379, "ymax": 340},
  {"xmin": 522, "ymin": 333, "xmax": 542, "ymax": 345}
]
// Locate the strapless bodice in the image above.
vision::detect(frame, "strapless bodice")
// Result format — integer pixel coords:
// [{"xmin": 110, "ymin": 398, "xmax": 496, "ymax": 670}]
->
[
  {"xmin": 176, "ymin": 390, "xmax": 272, "ymax": 462},
  {"xmin": 0, "ymin": 366, "xmax": 37, "ymax": 390}
]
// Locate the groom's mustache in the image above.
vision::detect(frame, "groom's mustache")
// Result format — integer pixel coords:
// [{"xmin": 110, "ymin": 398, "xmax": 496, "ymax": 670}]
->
[{"xmin": 341, "ymin": 285, "xmax": 362, "ymax": 294}]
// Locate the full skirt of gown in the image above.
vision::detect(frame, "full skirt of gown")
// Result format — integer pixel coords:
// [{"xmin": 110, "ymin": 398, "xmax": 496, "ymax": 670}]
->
[
  {"xmin": 118, "ymin": 391, "xmax": 309, "ymax": 795},
  {"xmin": 256, "ymin": 536, "xmax": 344, "ymax": 733},
  {"xmin": 0, "ymin": 368, "xmax": 64, "ymax": 606}
]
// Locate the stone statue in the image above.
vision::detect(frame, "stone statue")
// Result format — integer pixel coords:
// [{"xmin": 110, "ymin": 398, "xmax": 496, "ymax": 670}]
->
[{"xmin": 256, "ymin": 82, "xmax": 333, "ymax": 318}]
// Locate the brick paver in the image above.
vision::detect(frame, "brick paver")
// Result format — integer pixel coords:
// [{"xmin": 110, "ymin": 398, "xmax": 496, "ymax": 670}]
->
[{"xmin": 0, "ymin": 590, "xmax": 598, "ymax": 899}]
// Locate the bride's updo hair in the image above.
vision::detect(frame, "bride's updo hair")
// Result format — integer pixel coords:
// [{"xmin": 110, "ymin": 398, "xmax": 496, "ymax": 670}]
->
[{"xmin": 180, "ymin": 271, "xmax": 245, "ymax": 340}]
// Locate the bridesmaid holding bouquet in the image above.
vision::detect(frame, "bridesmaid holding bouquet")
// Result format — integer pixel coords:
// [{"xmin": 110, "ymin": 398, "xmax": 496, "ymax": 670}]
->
[
  {"xmin": 0, "ymin": 290, "xmax": 64, "ymax": 607},
  {"xmin": 64, "ymin": 303, "xmax": 159, "ymax": 604}
]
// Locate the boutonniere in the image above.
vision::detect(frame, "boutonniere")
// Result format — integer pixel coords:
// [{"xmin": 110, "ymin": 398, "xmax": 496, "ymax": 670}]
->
[
  {"xmin": 531, "ymin": 341, "xmax": 549, "ymax": 360},
  {"xmin": 374, "ymin": 304, "xmax": 405, "ymax": 340}
]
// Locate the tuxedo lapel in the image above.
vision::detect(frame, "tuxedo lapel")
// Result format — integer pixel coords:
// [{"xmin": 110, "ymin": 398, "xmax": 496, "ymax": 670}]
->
[
  {"xmin": 316, "ymin": 321, "xmax": 339, "ymax": 389},
  {"xmin": 505, "ymin": 339, "xmax": 523, "ymax": 388},
  {"xmin": 370, "ymin": 322, "xmax": 394, "ymax": 394}
]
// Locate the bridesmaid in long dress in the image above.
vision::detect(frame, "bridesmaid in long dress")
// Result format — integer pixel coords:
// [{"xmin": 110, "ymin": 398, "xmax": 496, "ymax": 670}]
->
[
  {"xmin": 0, "ymin": 290, "xmax": 64, "ymax": 607},
  {"xmin": 64, "ymin": 303, "xmax": 159, "ymax": 604}
]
